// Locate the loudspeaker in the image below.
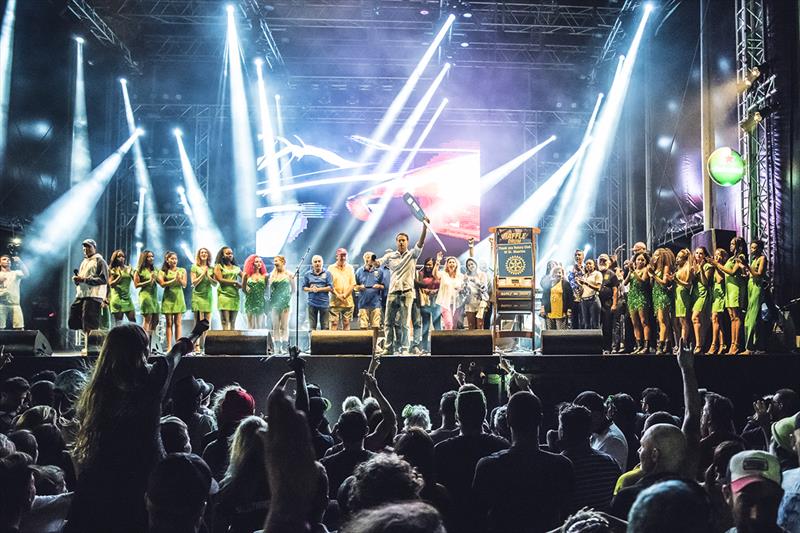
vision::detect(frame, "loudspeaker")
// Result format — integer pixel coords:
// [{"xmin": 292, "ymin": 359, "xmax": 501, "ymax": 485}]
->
[
  {"xmin": 0, "ymin": 330, "xmax": 52, "ymax": 357},
  {"xmin": 205, "ymin": 330, "xmax": 273, "ymax": 356},
  {"xmin": 431, "ymin": 330, "xmax": 493, "ymax": 356},
  {"xmin": 541, "ymin": 329, "xmax": 603, "ymax": 355},
  {"xmin": 691, "ymin": 229, "xmax": 737, "ymax": 255},
  {"xmin": 310, "ymin": 330, "xmax": 375, "ymax": 355}
]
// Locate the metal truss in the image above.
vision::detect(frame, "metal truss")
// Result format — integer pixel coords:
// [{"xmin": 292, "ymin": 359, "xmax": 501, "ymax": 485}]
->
[
  {"xmin": 67, "ymin": 0, "xmax": 138, "ymax": 71},
  {"xmin": 119, "ymin": 213, "xmax": 194, "ymax": 230},
  {"xmin": 540, "ymin": 215, "xmax": 608, "ymax": 234},
  {"xmin": 606, "ymin": 149, "xmax": 623, "ymax": 253},
  {"xmin": 590, "ymin": 0, "xmax": 639, "ymax": 81},
  {"xmin": 736, "ymin": 0, "xmax": 778, "ymax": 277}
]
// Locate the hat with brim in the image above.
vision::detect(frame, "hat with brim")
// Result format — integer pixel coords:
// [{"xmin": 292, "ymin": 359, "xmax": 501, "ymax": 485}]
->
[
  {"xmin": 728, "ymin": 450, "xmax": 781, "ymax": 493},
  {"xmin": 772, "ymin": 415, "xmax": 797, "ymax": 453}
]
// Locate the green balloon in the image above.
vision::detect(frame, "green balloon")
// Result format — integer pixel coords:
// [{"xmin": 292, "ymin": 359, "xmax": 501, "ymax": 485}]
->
[{"xmin": 708, "ymin": 147, "xmax": 745, "ymax": 187}]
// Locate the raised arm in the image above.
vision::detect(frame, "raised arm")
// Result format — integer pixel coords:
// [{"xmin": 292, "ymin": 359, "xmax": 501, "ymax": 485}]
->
[
  {"xmin": 468, "ymin": 237, "xmax": 475, "ymax": 258},
  {"xmin": 13, "ymin": 258, "xmax": 29, "ymax": 277},
  {"xmin": 416, "ymin": 216, "xmax": 430, "ymax": 249},
  {"xmin": 364, "ymin": 369, "xmax": 397, "ymax": 448},
  {"xmin": 289, "ymin": 357, "xmax": 310, "ymax": 417},
  {"xmin": 677, "ymin": 341, "xmax": 701, "ymax": 475}
]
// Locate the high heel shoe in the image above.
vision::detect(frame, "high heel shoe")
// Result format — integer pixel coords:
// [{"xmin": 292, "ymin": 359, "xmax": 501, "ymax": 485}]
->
[
  {"xmin": 717, "ymin": 344, "xmax": 728, "ymax": 355},
  {"xmin": 708, "ymin": 343, "xmax": 719, "ymax": 355},
  {"xmin": 727, "ymin": 344, "xmax": 741, "ymax": 355}
]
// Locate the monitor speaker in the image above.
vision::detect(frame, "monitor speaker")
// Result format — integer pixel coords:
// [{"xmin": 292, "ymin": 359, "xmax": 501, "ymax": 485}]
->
[
  {"xmin": 310, "ymin": 330, "xmax": 375, "ymax": 355},
  {"xmin": 431, "ymin": 330, "xmax": 493, "ymax": 355},
  {"xmin": 541, "ymin": 329, "xmax": 603, "ymax": 355},
  {"xmin": 204, "ymin": 330, "xmax": 273, "ymax": 356},
  {"xmin": 0, "ymin": 330, "xmax": 52, "ymax": 357}
]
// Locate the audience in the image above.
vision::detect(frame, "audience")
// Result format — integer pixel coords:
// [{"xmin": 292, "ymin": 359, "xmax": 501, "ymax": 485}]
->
[
  {"xmin": 473, "ymin": 391, "xmax": 573, "ymax": 532},
  {"xmin": 0, "ymin": 322, "xmax": 798, "ymax": 533}
]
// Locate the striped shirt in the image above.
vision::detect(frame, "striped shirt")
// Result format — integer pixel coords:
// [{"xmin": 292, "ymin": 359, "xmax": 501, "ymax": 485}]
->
[
  {"xmin": 378, "ymin": 244, "xmax": 422, "ymax": 293},
  {"xmin": 561, "ymin": 447, "xmax": 622, "ymax": 514}
]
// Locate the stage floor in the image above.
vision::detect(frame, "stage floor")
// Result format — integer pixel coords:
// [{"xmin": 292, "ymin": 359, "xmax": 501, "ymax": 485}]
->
[{"xmin": 6, "ymin": 351, "xmax": 799, "ymax": 428}]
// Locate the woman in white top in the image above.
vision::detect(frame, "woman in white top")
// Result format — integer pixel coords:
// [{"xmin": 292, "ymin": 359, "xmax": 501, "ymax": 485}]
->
[
  {"xmin": 577, "ymin": 259, "xmax": 602, "ymax": 329},
  {"xmin": 434, "ymin": 252, "xmax": 464, "ymax": 330}
]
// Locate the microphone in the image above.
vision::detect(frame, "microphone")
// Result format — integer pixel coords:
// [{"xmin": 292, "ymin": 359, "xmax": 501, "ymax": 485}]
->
[{"xmin": 73, "ymin": 269, "xmax": 80, "ymax": 286}]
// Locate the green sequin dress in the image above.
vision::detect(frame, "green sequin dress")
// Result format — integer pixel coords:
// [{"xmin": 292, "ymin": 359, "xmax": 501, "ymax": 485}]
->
[
  {"xmin": 692, "ymin": 263, "xmax": 714, "ymax": 313},
  {"xmin": 244, "ymin": 276, "xmax": 267, "ymax": 315},
  {"xmin": 161, "ymin": 268, "xmax": 187, "ymax": 314},
  {"xmin": 137, "ymin": 268, "xmax": 160, "ymax": 315},
  {"xmin": 628, "ymin": 274, "xmax": 649, "ymax": 312},
  {"xmin": 724, "ymin": 258, "xmax": 746, "ymax": 309},
  {"xmin": 744, "ymin": 256, "xmax": 766, "ymax": 349},
  {"xmin": 217, "ymin": 265, "xmax": 241, "ymax": 311},
  {"xmin": 109, "ymin": 266, "xmax": 135, "ymax": 313},
  {"xmin": 269, "ymin": 277, "xmax": 292, "ymax": 312},
  {"xmin": 711, "ymin": 274, "xmax": 726, "ymax": 313},
  {"xmin": 191, "ymin": 265, "xmax": 215, "ymax": 313},
  {"xmin": 674, "ymin": 279, "xmax": 692, "ymax": 318},
  {"xmin": 652, "ymin": 270, "xmax": 673, "ymax": 311}
]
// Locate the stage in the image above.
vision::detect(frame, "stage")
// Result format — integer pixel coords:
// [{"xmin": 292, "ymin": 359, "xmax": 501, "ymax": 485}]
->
[{"xmin": 4, "ymin": 352, "xmax": 799, "ymax": 429}]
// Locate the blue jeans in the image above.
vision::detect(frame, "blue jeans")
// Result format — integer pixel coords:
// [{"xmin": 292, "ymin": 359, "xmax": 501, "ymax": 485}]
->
[
  {"xmin": 580, "ymin": 297, "xmax": 601, "ymax": 329},
  {"xmin": 308, "ymin": 305, "xmax": 330, "ymax": 330},
  {"xmin": 420, "ymin": 303, "xmax": 441, "ymax": 351},
  {"xmin": 409, "ymin": 299, "xmax": 422, "ymax": 350},
  {"xmin": 384, "ymin": 290, "xmax": 414, "ymax": 353}
]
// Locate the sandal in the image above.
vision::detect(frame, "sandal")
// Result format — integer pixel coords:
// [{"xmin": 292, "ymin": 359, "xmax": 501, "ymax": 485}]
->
[{"xmin": 708, "ymin": 343, "xmax": 719, "ymax": 355}]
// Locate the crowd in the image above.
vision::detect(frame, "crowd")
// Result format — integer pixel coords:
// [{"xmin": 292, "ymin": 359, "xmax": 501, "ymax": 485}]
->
[
  {"xmin": 0, "ymin": 320, "xmax": 799, "ymax": 532},
  {"xmin": 541, "ymin": 238, "xmax": 772, "ymax": 355}
]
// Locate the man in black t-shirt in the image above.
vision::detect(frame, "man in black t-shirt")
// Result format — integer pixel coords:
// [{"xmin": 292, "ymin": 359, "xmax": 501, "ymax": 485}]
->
[{"xmin": 597, "ymin": 254, "xmax": 619, "ymax": 353}]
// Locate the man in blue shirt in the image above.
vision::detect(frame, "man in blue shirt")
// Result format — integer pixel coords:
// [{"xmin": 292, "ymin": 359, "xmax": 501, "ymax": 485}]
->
[
  {"xmin": 302, "ymin": 255, "xmax": 333, "ymax": 330},
  {"xmin": 355, "ymin": 252, "xmax": 384, "ymax": 330}
]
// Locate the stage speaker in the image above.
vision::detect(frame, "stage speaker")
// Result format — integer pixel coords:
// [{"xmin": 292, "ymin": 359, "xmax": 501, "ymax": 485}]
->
[
  {"xmin": 310, "ymin": 330, "xmax": 375, "ymax": 355},
  {"xmin": 541, "ymin": 329, "xmax": 603, "ymax": 355},
  {"xmin": 0, "ymin": 330, "xmax": 52, "ymax": 357},
  {"xmin": 431, "ymin": 330, "xmax": 493, "ymax": 356},
  {"xmin": 205, "ymin": 330, "xmax": 273, "ymax": 356},
  {"xmin": 691, "ymin": 229, "xmax": 737, "ymax": 255}
]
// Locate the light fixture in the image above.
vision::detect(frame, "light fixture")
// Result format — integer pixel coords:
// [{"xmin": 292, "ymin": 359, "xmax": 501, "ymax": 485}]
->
[
  {"xmin": 74, "ymin": 36, "xmax": 85, "ymax": 44},
  {"xmin": 173, "ymin": 128, "xmax": 183, "ymax": 137},
  {"xmin": 739, "ymin": 110, "xmax": 762, "ymax": 133},
  {"xmin": 460, "ymin": 42, "xmax": 469, "ymax": 48}
]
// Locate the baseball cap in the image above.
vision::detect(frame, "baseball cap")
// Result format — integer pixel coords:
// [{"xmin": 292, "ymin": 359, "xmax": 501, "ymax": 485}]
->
[
  {"xmin": 147, "ymin": 453, "xmax": 218, "ymax": 510},
  {"xmin": 771, "ymin": 414, "xmax": 798, "ymax": 453},
  {"xmin": 81, "ymin": 239, "xmax": 97, "ymax": 249},
  {"xmin": 598, "ymin": 254, "xmax": 610, "ymax": 262},
  {"xmin": 336, "ymin": 247, "xmax": 348, "ymax": 256},
  {"xmin": 728, "ymin": 450, "xmax": 781, "ymax": 493}
]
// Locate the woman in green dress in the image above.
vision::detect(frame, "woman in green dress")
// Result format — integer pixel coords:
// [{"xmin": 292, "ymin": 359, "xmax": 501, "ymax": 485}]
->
[
  {"xmin": 269, "ymin": 255, "xmax": 295, "ymax": 353},
  {"xmin": 742, "ymin": 239, "xmax": 768, "ymax": 353},
  {"xmin": 134, "ymin": 250, "xmax": 160, "ymax": 345},
  {"xmin": 108, "ymin": 249, "xmax": 136, "ymax": 325},
  {"xmin": 691, "ymin": 247, "xmax": 714, "ymax": 354},
  {"xmin": 713, "ymin": 237, "xmax": 748, "ymax": 354},
  {"xmin": 214, "ymin": 246, "xmax": 242, "ymax": 330},
  {"xmin": 673, "ymin": 248, "xmax": 694, "ymax": 351},
  {"xmin": 158, "ymin": 251, "xmax": 187, "ymax": 349},
  {"xmin": 243, "ymin": 254, "xmax": 268, "ymax": 329},
  {"xmin": 624, "ymin": 252, "xmax": 652, "ymax": 354},
  {"xmin": 191, "ymin": 247, "xmax": 216, "ymax": 351},
  {"xmin": 709, "ymin": 248, "xmax": 729, "ymax": 354},
  {"xmin": 650, "ymin": 247, "xmax": 675, "ymax": 355}
]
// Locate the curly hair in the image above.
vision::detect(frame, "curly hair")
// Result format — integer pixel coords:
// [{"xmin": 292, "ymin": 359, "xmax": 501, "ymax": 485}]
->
[
  {"xmin": 243, "ymin": 254, "xmax": 267, "ymax": 277},
  {"xmin": 195, "ymin": 247, "xmax": 213, "ymax": 267},
  {"xmin": 347, "ymin": 453, "xmax": 424, "ymax": 513},
  {"xmin": 215, "ymin": 246, "xmax": 236, "ymax": 266}
]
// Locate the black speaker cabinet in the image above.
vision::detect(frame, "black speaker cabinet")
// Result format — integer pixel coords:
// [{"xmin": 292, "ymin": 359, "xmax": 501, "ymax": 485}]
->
[
  {"xmin": 541, "ymin": 329, "xmax": 603, "ymax": 355},
  {"xmin": 205, "ymin": 330, "xmax": 273, "ymax": 356},
  {"xmin": 0, "ymin": 330, "xmax": 53, "ymax": 357},
  {"xmin": 310, "ymin": 330, "xmax": 375, "ymax": 355},
  {"xmin": 431, "ymin": 330, "xmax": 493, "ymax": 356}
]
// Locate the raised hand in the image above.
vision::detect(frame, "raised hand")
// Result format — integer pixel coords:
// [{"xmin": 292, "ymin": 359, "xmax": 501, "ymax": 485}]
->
[{"xmin": 454, "ymin": 363, "xmax": 466, "ymax": 387}]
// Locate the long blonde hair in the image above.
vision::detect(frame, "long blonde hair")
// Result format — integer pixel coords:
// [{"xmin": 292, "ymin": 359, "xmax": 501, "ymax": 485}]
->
[
  {"xmin": 72, "ymin": 324, "xmax": 149, "ymax": 467},
  {"xmin": 222, "ymin": 416, "xmax": 268, "ymax": 488}
]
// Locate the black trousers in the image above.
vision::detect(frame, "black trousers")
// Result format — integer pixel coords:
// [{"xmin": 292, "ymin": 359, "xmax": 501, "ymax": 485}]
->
[{"xmin": 600, "ymin": 300, "xmax": 614, "ymax": 351}]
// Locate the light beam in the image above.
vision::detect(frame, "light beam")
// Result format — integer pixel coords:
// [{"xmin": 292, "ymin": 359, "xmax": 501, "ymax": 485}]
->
[{"xmin": 0, "ymin": 0, "xmax": 16, "ymax": 170}]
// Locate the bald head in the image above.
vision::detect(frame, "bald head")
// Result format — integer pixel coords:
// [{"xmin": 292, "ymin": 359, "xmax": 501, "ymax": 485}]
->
[{"xmin": 639, "ymin": 423, "xmax": 687, "ymax": 475}]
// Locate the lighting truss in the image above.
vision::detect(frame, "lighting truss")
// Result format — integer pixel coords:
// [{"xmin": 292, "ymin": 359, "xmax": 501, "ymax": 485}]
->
[
  {"xmin": 590, "ymin": 0, "xmax": 639, "ymax": 81},
  {"xmin": 67, "ymin": 0, "xmax": 138, "ymax": 71}
]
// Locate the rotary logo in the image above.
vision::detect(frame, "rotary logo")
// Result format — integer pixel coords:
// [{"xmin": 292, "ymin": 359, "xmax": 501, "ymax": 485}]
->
[{"xmin": 505, "ymin": 255, "xmax": 526, "ymax": 275}]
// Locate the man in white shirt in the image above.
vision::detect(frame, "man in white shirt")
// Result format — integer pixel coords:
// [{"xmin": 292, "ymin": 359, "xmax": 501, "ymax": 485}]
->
[
  {"xmin": 375, "ymin": 217, "xmax": 429, "ymax": 354},
  {"xmin": 67, "ymin": 239, "xmax": 108, "ymax": 351},
  {"xmin": 574, "ymin": 391, "xmax": 629, "ymax": 471},
  {"xmin": 0, "ymin": 255, "xmax": 29, "ymax": 329}
]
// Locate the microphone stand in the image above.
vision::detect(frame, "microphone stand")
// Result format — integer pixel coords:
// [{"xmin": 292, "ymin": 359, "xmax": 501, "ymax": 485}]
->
[{"xmin": 293, "ymin": 247, "xmax": 311, "ymax": 353}]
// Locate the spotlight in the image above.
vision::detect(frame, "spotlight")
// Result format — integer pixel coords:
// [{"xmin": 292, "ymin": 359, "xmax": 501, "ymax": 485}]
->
[
  {"xmin": 462, "ymin": 11, "xmax": 472, "ymax": 18},
  {"xmin": 739, "ymin": 110, "xmax": 762, "ymax": 133},
  {"xmin": 173, "ymin": 128, "xmax": 183, "ymax": 137},
  {"xmin": 139, "ymin": 186, "xmax": 147, "ymax": 194},
  {"xmin": 226, "ymin": 4, "xmax": 235, "ymax": 14},
  {"xmin": 275, "ymin": 94, "xmax": 281, "ymax": 100},
  {"xmin": 254, "ymin": 57, "xmax": 263, "ymax": 67},
  {"xmin": 176, "ymin": 186, "xmax": 185, "ymax": 195},
  {"xmin": 644, "ymin": 2, "xmax": 654, "ymax": 13},
  {"xmin": 74, "ymin": 36, "xmax": 85, "ymax": 44},
  {"xmin": 420, "ymin": 9, "xmax": 429, "ymax": 15},
  {"xmin": 119, "ymin": 77, "xmax": 127, "ymax": 85},
  {"xmin": 136, "ymin": 241, "xmax": 143, "ymax": 249},
  {"xmin": 135, "ymin": 127, "xmax": 145, "ymax": 137},
  {"xmin": 460, "ymin": 42, "xmax": 469, "ymax": 48},
  {"xmin": 10, "ymin": 236, "xmax": 21, "ymax": 245}
]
